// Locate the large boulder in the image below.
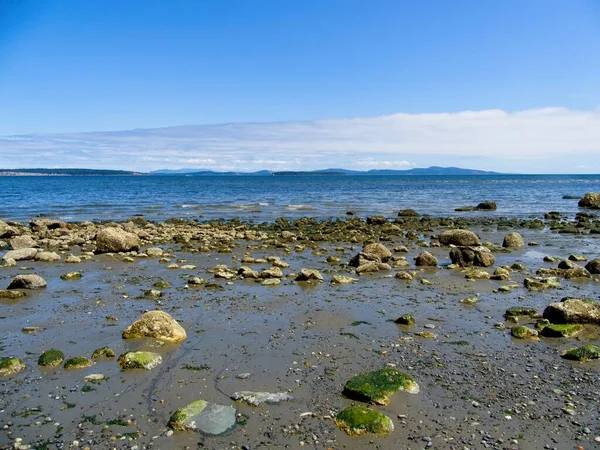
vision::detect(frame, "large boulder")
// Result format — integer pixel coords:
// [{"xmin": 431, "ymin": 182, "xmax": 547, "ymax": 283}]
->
[
  {"xmin": 584, "ymin": 258, "xmax": 600, "ymax": 274},
  {"xmin": 122, "ymin": 310, "xmax": 187, "ymax": 343},
  {"xmin": 476, "ymin": 201, "xmax": 497, "ymax": 210},
  {"xmin": 439, "ymin": 229, "xmax": 480, "ymax": 247},
  {"xmin": 578, "ymin": 193, "xmax": 600, "ymax": 208},
  {"xmin": 414, "ymin": 251, "xmax": 438, "ymax": 267},
  {"xmin": 2, "ymin": 248, "xmax": 38, "ymax": 261},
  {"xmin": 95, "ymin": 227, "xmax": 140, "ymax": 254},
  {"xmin": 543, "ymin": 298, "xmax": 600, "ymax": 324},
  {"xmin": 362, "ymin": 243, "xmax": 392, "ymax": 262},
  {"xmin": 449, "ymin": 246, "xmax": 495, "ymax": 267},
  {"xmin": 502, "ymin": 232, "xmax": 525, "ymax": 249},
  {"xmin": 0, "ymin": 220, "xmax": 16, "ymax": 238},
  {"xmin": 8, "ymin": 274, "xmax": 47, "ymax": 290},
  {"xmin": 9, "ymin": 235, "xmax": 36, "ymax": 250}
]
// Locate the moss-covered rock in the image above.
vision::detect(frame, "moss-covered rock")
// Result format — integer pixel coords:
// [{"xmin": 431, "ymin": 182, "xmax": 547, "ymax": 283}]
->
[
  {"xmin": 510, "ymin": 326, "xmax": 538, "ymax": 339},
  {"xmin": 394, "ymin": 314, "xmax": 415, "ymax": 326},
  {"xmin": 117, "ymin": 351, "xmax": 162, "ymax": 370},
  {"xmin": 38, "ymin": 349, "xmax": 65, "ymax": 367},
  {"xmin": 122, "ymin": 310, "xmax": 187, "ymax": 343},
  {"xmin": 60, "ymin": 272, "xmax": 82, "ymax": 281},
  {"xmin": 91, "ymin": 346, "xmax": 115, "ymax": 360},
  {"xmin": 343, "ymin": 368, "xmax": 419, "ymax": 405},
  {"xmin": 168, "ymin": 399, "xmax": 237, "ymax": 436},
  {"xmin": 543, "ymin": 298, "xmax": 600, "ymax": 324},
  {"xmin": 561, "ymin": 344, "xmax": 600, "ymax": 361},
  {"xmin": 0, "ymin": 289, "xmax": 26, "ymax": 299},
  {"xmin": 64, "ymin": 356, "xmax": 94, "ymax": 370},
  {"xmin": 524, "ymin": 277, "xmax": 560, "ymax": 291},
  {"xmin": 335, "ymin": 406, "xmax": 394, "ymax": 436},
  {"xmin": 504, "ymin": 307, "xmax": 538, "ymax": 320},
  {"xmin": 0, "ymin": 357, "xmax": 26, "ymax": 376},
  {"xmin": 540, "ymin": 324, "xmax": 583, "ymax": 338}
]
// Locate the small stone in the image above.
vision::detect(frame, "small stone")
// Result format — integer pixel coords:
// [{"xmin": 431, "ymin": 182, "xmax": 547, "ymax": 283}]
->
[
  {"xmin": 117, "ymin": 351, "xmax": 162, "ymax": 370},
  {"xmin": 168, "ymin": 400, "xmax": 237, "ymax": 436}
]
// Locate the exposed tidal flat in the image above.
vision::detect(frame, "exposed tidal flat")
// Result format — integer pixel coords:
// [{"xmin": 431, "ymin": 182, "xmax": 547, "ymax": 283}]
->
[{"xmin": 1, "ymin": 194, "xmax": 600, "ymax": 449}]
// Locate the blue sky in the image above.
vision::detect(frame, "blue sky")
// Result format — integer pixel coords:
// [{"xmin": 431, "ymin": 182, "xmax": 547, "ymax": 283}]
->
[{"xmin": 0, "ymin": 0, "xmax": 599, "ymax": 172}]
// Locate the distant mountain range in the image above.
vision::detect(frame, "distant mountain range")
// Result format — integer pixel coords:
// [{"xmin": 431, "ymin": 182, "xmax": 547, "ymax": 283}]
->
[
  {"xmin": 0, "ymin": 166, "xmax": 500, "ymax": 176},
  {"xmin": 149, "ymin": 166, "xmax": 501, "ymax": 176}
]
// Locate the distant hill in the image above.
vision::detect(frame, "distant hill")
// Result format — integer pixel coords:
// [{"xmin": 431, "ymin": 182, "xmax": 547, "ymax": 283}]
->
[
  {"xmin": 150, "ymin": 166, "xmax": 500, "ymax": 176},
  {"xmin": 0, "ymin": 168, "xmax": 143, "ymax": 176}
]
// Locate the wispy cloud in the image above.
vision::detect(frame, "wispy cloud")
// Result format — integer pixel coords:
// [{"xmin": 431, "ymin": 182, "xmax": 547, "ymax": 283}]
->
[{"xmin": 1, "ymin": 107, "xmax": 599, "ymax": 173}]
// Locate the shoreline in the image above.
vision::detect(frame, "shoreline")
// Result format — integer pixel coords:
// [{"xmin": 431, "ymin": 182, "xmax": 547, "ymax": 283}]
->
[{"xmin": 1, "ymin": 213, "xmax": 599, "ymax": 449}]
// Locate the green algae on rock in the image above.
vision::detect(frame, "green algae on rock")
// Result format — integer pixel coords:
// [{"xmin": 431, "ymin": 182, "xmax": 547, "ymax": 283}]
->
[
  {"xmin": 0, "ymin": 357, "xmax": 26, "ymax": 376},
  {"xmin": 524, "ymin": 277, "xmax": 560, "ymax": 291},
  {"xmin": 122, "ymin": 310, "xmax": 187, "ymax": 343},
  {"xmin": 0, "ymin": 289, "xmax": 26, "ymax": 300},
  {"xmin": 510, "ymin": 326, "xmax": 538, "ymax": 339},
  {"xmin": 343, "ymin": 368, "xmax": 419, "ymax": 405},
  {"xmin": 91, "ymin": 346, "xmax": 115, "ymax": 360},
  {"xmin": 539, "ymin": 324, "xmax": 583, "ymax": 338},
  {"xmin": 561, "ymin": 344, "xmax": 600, "ymax": 362},
  {"xmin": 64, "ymin": 356, "xmax": 94, "ymax": 370},
  {"xmin": 394, "ymin": 314, "xmax": 415, "ymax": 326},
  {"xmin": 38, "ymin": 349, "xmax": 65, "ymax": 367},
  {"xmin": 168, "ymin": 399, "xmax": 237, "ymax": 436},
  {"xmin": 60, "ymin": 272, "xmax": 82, "ymax": 281},
  {"xmin": 504, "ymin": 307, "xmax": 538, "ymax": 320},
  {"xmin": 335, "ymin": 406, "xmax": 394, "ymax": 436},
  {"xmin": 117, "ymin": 351, "xmax": 162, "ymax": 370}
]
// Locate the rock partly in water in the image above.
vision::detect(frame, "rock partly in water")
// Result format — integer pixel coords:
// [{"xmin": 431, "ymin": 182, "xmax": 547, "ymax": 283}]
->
[
  {"xmin": 524, "ymin": 277, "xmax": 560, "ymax": 291},
  {"xmin": 3, "ymin": 248, "xmax": 38, "ymax": 261},
  {"xmin": 394, "ymin": 314, "xmax": 415, "ymax": 326},
  {"xmin": 543, "ymin": 298, "xmax": 600, "ymax": 324},
  {"xmin": 8, "ymin": 274, "xmax": 47, "ymax": 290},
  {"xmin": 502, "ymin": 232, "xmax": 525, "ymax": 249},
  {"xmin": 117, "ymin": 351, "xmax": 162, "ymax": 370},
  {"xmin": 38, "ymin": 350, "xmax": 65, "ymax": 367},
  {"xmin": 60, "ymin": 272, "xmax": 82, "ymax": 281},
  {"xmin": 414, "ymin": 251, "xmax": 438, "ymax": 267},
  {"xmin": 168, "ymin": 400, "xmax": 237, "ymax": 436},
  {"xmin": 362, "ymin": 243, "xmax": 392, "ymax": 262},
  {"xmin": 295, "ymin": 269, "xmax": 324, "ymax": 282},
  {"xmin": 0, "ymin": 357, "xmax": 26, "ymax": 376},
  {"xmin": 335, "ymin": 406, "xmax": 394, "ymax": 437},
  {"xmin": 0, "ymin": 289, "xmax": 26, "ymax": 299},
  {"xmin": 35, "ymin": 251, "xmax": 61, "ymax": 262},
  {"xmin": 561, "ymin": 344, "xmax": 600, "ymax": 361},
  {"xmin": 231, "ymin": 391, "xmax": 294, "ymax": 406},
  {"xmin": 539, "ymin": 324, "xmax": 583, "ymax": 338},
  {"xmin": 122, "ymin": 310, "xmax": 187, "ymax": 343},
  {"xmin": 439, "ymin": 229, "xmax": 480, "ymax": 246},
  {"xmin": 331, "ymin": 275, "xmax": 358, "ymax": 284},
  {"xmin": 511, "ymin": 326, "xmax": 538, "ymax": 339},
  {"xmin": 91, "ymin": 347, "xmax": 116, "ymax": 360},
  {"xmin": 343, "ymin": 368, "xmax": 419, "ymax": 405},
  {"xmin": 449, "ymin": 246, "xmax": 495, "ymax": 267},
  {"xmin": 64, "ymin": 357, "xmax": 94, "ymax": 370},
  {"xmin": 505, "ymin": 306, "xmax": 538, "ymax": 320},
  {"xmin": 584, "ymin": 258, "xmax": 600, "ymax": 274},
  {"xmin": 95, "ymin": 227, "xmax": 141, "ymax": 254},
  {"xmin": 578, "ymin": 193, "xmax": 600, "ymax": 208}
]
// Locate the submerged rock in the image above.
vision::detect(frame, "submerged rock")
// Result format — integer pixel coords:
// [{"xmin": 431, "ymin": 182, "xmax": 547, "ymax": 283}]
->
[
  {"xmin": 524, "ymin": 277, "xmax": 560, "ymax": 291},
  {"xmin": 8, "ymin": 274, "xmax": 47, "ymax": 290},
  {"xmin": 231, "ymin": 391, "xmax": 294, "ymax": 406},
  {"xmin": 561, "ymin": 344, "xmax": 600, "ymax": 361},
  {"xmin": 0, "ymin": 357, "xmax": 26, "ymax": 376},
  {"xmin": 0, "ymin": 289, "xmax": 26, "ymax": 299},
  {"xmin": 117, "ymin": 351, "xmax": 162, "ymax": 370},
  {"xmin": 122, "ymin": 310, "xmax": 187, "ymax": 343},
  {"xmin": 38, "ymin": 350, "xmax": 65, "ymax": 367},
  {"xmin": 95, "ymin": 227, "xmax": 140, "ymax": 254},
  {"xmin": 335, "ymin": 406, "xmax": 394, "ymax": 436},
  {"xmin": 60, "ymin": 272, "xmax": 82, "ymax": 281},
  {"xmin": 543, "ymin": 298, "xmax": 600, "ymax": 324},
  {"xmin": 168, "ymin": 400, "xmax": 237, "ymax": 436},
  {"xmin": 343, "ymin": 368, "xmax": 419, "ymax": 405}
]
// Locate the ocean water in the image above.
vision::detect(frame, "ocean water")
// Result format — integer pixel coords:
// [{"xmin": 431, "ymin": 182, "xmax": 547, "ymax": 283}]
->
[{"xmin": 0, "ymin": 174, "xmax": 598, "ymax": 223}]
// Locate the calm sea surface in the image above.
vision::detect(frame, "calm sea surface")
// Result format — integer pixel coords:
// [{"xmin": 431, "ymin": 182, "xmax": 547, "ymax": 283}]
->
[{"xmin": 0, "ymin": 174, "xmax": 598, "ymax": 223}]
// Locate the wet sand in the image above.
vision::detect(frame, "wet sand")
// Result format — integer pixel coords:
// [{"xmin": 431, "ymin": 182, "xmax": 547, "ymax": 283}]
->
[{"xmin": 1, "ymin": 218, "xmax": 600, "ymax": 450}]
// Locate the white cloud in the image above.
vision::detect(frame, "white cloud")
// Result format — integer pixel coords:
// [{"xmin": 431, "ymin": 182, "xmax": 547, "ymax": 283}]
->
[{"xmin": 0, "ymin": 107, "xmax": 599, "ymax": 173}]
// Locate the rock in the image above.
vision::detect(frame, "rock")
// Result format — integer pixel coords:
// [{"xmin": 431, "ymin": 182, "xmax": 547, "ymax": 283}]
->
[
  {"xmin": 187, "ymin": 277, "xmax": 206, "ymax": 286},
  {"xmin": 295, "ymin": 269, "xmax": 324, "ymax": 282},
  {"xmin": 362, "ymin": 243, "xmax": 392, "ymax": 262},
  {"xmin": 395, "ymin": 314, "xmax": 415, "ymax": 326},
  {"xmin": 511, "ymin": 326, "xmax": 538, "ymax": 339},
  {"xmin": 366, "ymin": 216, "xmax": 387, "ymax": 225},
  {"xmin": 569, "ymin": 254, "xmax": 587, "ymax": 262},
  {"xmin": 123, "ymin": 310, "xmax": 187, "ymax": 343},
  {"xmin": 261, "ymin": 278, "xmax": 281, "ymax": 286},
  {"xmin": 349, "ymin": 252, "xmax": 382, "ymax": 267},
  {"xmin": 502, "ymin": 232, "xmax": 525, "ymax": 249},
  {"xmin": 144, "ymin": 289, "xmax": 162, "ymax": 298},
  {"xmin": 231, "ymin": 391, "xmax": 294, "ymax": 406},
  {"xmin": 0, "ymin": 219, "xmax": 17, "ymax": 238},
  {"xmin": 145, "ymin": 247, "xmax": 164, "ymax": 257},
  {"xmin": 64, "ymin": 357, "xmax": 94, "ymax": 369},
  {"xmin": 84, "ymin": 373, "xmax": 106, "ymax": 383},
  {"xmin": 238, "ymin": 266, "xmax": 259, "ymax": 279},
  {"xmin": 335, "ymin": 406, "xmax": 394, "ymax": 436},
  {"xmin": 398, "ymin": 209, "xmax": 419, "ymax": 217},
  {"xmin": 476, "ymin": 201, "xmax": 497, "ymax": 210},
  {"xmin": 414, "ymin": 251, "xmax": 438, "ymax": 267},
  {"xmin": 511, "ymin": 262, "xmax": 528, "ymax": 271},
  {"xmin": 356, "ymin": 262, "xmax": 391, "ymax": 274},
  {"xmin": 491, "ymin": 267, "xmax": 511, "ymax": 281},
  {"xmin": 8, "ymin": 274, "xmax": 47, "ymax": 290},
  {"xmin": 578, "ymin": 193, "xmax": 600, "ymax": 208},
  {"xmin": 561, "ymin": 344, "xmax": 600, "ymax": 361},
  {"xmin": 539, "ymin": 324, "xmax": 583, "ymax": 338},
  {"xmin": 3, "ymin": 248, "xmax": 38, "ymax": 261},
  {"xmin": 117, "ymin": 351, "xmax": 162, "ymax": 370},
  {"xmin": 260, "ymin": 267, "xmax": 283, "ymax": 278},
  {"xmin": 0, "ymin": 290, "xmax": 26, "ymax": 299},
  {"xmin": 1, "ymin": 257, "xmax": 16, "ymax": 267},
  {"xmin": 439, "ymin": 229, "xmax": 480, "ymax": 246},
  {"xmin": 65, "ymin": 255, "xmax": 81, "ymax": 264},
  {"xmin": 524, "ymin": 277, "xmax": 560, "ymax": 291},
  {"xmin": 9, "ymin": 235, "xmax": 36, "ymax": 250},
  {"xmin": 564, "ymin": 267, "xmax": 591, "ymax": 279},
  {"xmin": 0, "ymin": 357, "xmax": 26, "ymax": 376},
  {"xmin": 280, "ymin": 230, "xmax": 296, "ymax": 240},
  {"xmin": 394, "ymin": 271, "xmax": 414, "ymax": 280},
  {"xmin": 505, "ymin": 307, "xmax": 538, "ymax": 320},
  {"xmin": 449, "ymin": 246, "xmax": 495, "ymax": 267},
  {"xmin": 38, "ymin": 350, "xmax": 65, "ymax": 367},
  {"xmin": 168, "ymin": 400, "xmax": 237, "ymax": 436},
  {"xmin": 60, "ymin": 272, "xmax": 82, "ymax": 281},
  {"xmin": 331, "ymin": 275, "xmax": 358, "ymax": 284},
  {"xmin": 91, "ymin": 347, "xmax": 115, "ymax": 360},
  {"xmin": 558, "ymin": 259, "xmax": 578, "ymax": 270},
  {"xmin": 34, "ymin": 251, "xmax": 61, "ymax": 262},
  {"xmin": 95, "ymin": 227, "xmax": 140, "ymax": 254},
  {"xmin": 343, "ymin": 368, "xmax": 419, "ymax": 405},
  {"xmin": 465, "ymin": 268, "xmax": 490, "ymax": 280},
  {"xmin": 584, "ymin": 258, "xmax": 600, "ymax": 274},
  {"xmin": 543, "ymin": 298, "xmax": 600, "ymax": 324},
  {"xmin": 460, "ymin": 296, "xmax": 479, "ymax": 305}
]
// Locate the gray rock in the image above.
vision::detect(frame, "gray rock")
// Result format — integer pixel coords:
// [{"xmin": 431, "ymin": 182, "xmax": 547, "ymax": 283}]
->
[
  {"xmin": 9, "ymin": 235, "xmax": 36, "ymax": 250},
  {"xmin": 414, "ymin": 251, "xmax": 438, "ymax": 267},
  {"xmin": 95, "ymin": 227, "xmax": 140, "ymax": 254},
  {"xmin": 231, "ymin": 391, "xmax": 294, "ymax": 406},
  {"xmin": 502, "ymin": 232, "xmax": 525, "ymax": 249},
  {"xmin": 439, "ymin": 229, "xmax": 481, "ymax": 246},
  {"xmin": 543, "ymin": 298, "xmax": 600, "ymax": 324},
  {"xmin": 168, "ymin": 400, "xmax": 237, "ymax": 436},
  {"xmin": 35, "ymin": 251, "xmax": 61, "ymax": 262},
  {"xmin": 8, "ymin": 274, "xmax": 47, "ymax": 290},
  {"xmin": 3, "ymin": 247, "xmax": 38, "ymax": 261}
]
